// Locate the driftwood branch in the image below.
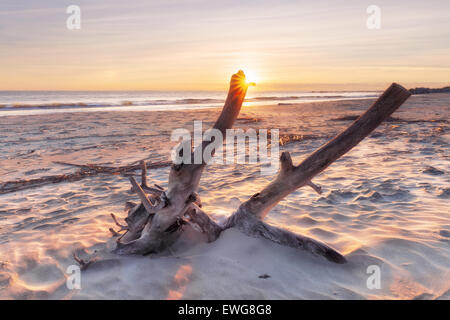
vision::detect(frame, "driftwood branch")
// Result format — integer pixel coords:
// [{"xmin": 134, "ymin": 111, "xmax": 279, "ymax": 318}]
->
[
  {"xmin": 140, "ymin": 160, "xmax": 148, "ymax": 188},
  {"xmin": 220, "ymin": 83, "xmax": 411, "ymax": 263},
  {"xmin": 183, "ymin": 203, "xmax": 223, "ymax": 242},
  {"xmin": 0, "ymin": 160, "xmax": 170, "ymax": 195},
  {"xmin": 128, "ymin": 177, "xmax": 157, "ymax": 212},
  {"xmin": 107, "ymin": 76, "xmax": 411, "ymax": 265},
  {"xmin": 225, "ymin": 211, "xmax": 346, "ymax": 263},
  {"xmin": 113, "ymin": 70, "xmax": 251, "ymax": 255},
  {"xmin": 240, "ymin": 83, "xmax": 411, "ymax": 220}
]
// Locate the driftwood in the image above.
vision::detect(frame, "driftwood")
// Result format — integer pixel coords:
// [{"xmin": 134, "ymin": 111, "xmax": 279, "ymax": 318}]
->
[
  {"xmin": 0, "ymin": 160, "xmax": 171, "ymax": 195},
  {"xmin": 109, "ymin": 71, "xmax": 411, "ymax": 263}
]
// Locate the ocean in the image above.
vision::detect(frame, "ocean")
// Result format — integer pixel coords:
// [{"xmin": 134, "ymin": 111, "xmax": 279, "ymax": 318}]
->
[{"xmin": 0, "ymin": 90, "xmax": 380, "ymax": 116}]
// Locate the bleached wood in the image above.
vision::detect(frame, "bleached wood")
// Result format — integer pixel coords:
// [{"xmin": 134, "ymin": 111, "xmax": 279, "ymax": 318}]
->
[
  {"xmin": 129, "ymin": 177, "xmax": 156, "ymax": 212},
  {"xmin": 184, "ymin": 203, "xmax": 223, "ymax": 242},
  {"xmin": 114, "ymin": 71, "xmax": 250, "ymax": 254},
  {"xmin": 110, "ymin": 78, "xmax": 411, "ymax": 265},
  {"xmin": 140, "ymin": 160, "xmax": 148, "ymax": 188},
  {"xmin": 225, "ymin": 209, "xmax": 346, "ymax": 263}
]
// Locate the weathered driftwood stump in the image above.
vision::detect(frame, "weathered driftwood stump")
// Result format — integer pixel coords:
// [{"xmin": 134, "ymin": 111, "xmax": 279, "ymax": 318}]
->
[{"xmin": 109, "ymin": 70, "xmax": 411, "ymax": 264}]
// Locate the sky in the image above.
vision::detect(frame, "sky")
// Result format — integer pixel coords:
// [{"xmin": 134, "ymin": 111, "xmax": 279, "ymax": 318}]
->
[{"xmin": 0, "ymin": 0, "xmax": 449, "ymax": 91}]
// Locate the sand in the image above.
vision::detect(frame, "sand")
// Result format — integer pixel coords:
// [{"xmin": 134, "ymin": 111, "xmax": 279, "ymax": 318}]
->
[{"xmin": 0, "ymin": 94, "xmax": 449, "ymax": 299}]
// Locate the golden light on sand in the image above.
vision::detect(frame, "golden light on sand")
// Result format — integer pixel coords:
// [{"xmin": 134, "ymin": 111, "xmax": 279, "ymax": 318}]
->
[{"xmin": 166, "ymin": 264, "xmax": 192, "ymax": 300}]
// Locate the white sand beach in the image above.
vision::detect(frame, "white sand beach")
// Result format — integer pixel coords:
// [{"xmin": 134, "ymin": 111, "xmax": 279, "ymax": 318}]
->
[{"xmin": 0, "ymin": 94, "xmax": 449, "ymax": 299}]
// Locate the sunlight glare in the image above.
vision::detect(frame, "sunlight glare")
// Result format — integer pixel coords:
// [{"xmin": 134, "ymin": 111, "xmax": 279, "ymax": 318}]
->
[{"xmin": 243, "ymin": 69, "xmax": 259, "ymax": 86}]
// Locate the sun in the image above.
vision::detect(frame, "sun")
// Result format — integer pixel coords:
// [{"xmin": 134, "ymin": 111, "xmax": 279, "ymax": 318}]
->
[{"xmin": 243, "ymin": 69, "xmax": 259, "ymax": 86}]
